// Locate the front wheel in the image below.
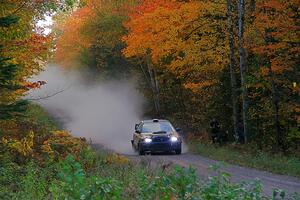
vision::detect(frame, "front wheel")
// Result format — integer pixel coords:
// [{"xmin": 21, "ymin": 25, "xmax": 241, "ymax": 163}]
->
[
  {"xmin": 139, "ymin": 149, "xmax": 145, "ymax": 155},
  {"xmin": 175, "ymin": 148, "xmax": 181, "ymax": 155},
  {"xmin": 138, "ymin": 143, "xmax": 145, "ymax": 155}
]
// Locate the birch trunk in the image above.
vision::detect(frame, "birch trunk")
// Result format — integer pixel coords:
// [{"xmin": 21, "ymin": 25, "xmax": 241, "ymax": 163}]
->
[{"xmin": 146, "ymin": 55, "xmax": 161, "ymax": 116}]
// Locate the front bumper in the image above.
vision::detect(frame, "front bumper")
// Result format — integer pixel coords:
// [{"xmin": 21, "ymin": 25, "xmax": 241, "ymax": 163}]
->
[{"xmin": 139, "ymin": 141, "xmax": 181, "ymax": 152}]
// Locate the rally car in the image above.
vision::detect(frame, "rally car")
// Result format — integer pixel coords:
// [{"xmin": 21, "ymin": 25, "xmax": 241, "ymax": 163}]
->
[{"xmin": 131, "ymin": 119, "xmax": 182, "ymax": 155}]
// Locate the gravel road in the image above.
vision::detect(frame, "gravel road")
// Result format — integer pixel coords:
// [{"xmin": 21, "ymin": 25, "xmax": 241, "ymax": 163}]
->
[{"xmin": 125, "ymin": 152, "xmax": 300, "ymax": 197}]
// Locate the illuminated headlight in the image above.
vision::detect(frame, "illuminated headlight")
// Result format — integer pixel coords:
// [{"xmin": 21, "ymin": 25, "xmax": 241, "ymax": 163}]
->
[
  {"xmin": 144, "ymin": 138, "xmax": 152, "ymax": 143},
  {"xmin": 171, "ymin": 136, "xmax": 178, "ymax": 142}
]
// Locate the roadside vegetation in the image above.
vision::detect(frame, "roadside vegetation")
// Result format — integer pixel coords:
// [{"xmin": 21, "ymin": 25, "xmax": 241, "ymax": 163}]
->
[{"xmin": 189, "ymin": 141, "xmax": 300, "ymax": 178}]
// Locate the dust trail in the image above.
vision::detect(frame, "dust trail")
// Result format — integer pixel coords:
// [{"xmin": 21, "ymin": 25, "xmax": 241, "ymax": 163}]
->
[{"xmin": 27, "ymin": 65, "xmax": 144, "ymax": 154}]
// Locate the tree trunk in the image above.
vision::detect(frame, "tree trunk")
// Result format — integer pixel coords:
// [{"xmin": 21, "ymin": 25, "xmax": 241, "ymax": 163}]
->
[
  {"xmin": 146, "ymin": 55, "xmax": 161, "ymax": 117},
  {"xmin": 238, "ymin": 0, "xmax": 248, "ymax": 143},
  {"xmin": 268, "ymin": 65, "xmax": 282, "ymax": 150},
  {"xmin": 152, "ymin": 68, "xmax": 161, "ymax": 117},
  {"xmin": 250, "ymin": 0, "xmax": 256, "ymax": 13},
  {"xmin": 227, "ymin": 0, "xmax": 239, "ymax": 141}
]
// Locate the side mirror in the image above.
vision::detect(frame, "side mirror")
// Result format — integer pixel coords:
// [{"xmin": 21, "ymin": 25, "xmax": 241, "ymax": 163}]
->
[
  {"xmin": 135, "ymin": 124, "xmax": 139, "ymax": 131},
  {"xmin": 175, "ymin": 128, "xmax": 181, "ymax": 132}
]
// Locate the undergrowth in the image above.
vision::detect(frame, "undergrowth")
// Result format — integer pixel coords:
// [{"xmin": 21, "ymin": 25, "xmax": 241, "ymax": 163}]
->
[{"xmin": 189, "ymin": 141, "xmax": 300, "ymax": 178}]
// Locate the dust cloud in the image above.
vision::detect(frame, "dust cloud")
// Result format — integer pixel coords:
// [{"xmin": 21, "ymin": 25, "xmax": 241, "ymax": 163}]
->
[{"xmin": 27, "ymin": 65, "xmax": 144, "ymax": 154}]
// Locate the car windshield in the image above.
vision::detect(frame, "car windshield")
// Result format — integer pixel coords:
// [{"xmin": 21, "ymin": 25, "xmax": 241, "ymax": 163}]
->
[{"xmin": 141, "ymin": 122, "xmax": 174, "ymax": 133}]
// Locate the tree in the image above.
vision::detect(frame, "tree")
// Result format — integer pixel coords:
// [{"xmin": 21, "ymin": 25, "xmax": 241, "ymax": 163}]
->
[
  {"xmin": 0, "ymin": 0, "xmax": 58, "ymax": 100},
  {"xmin": 52, "ymin": 0, "xmax": 299, "ymax": 151},
  {"xmin": 0, "ymin": 52, "xmax": 27, "ymax": 120},
  {"xmin": 238, "ymin": 0, "xmax": 248, "ymax": 143},
  {"xmin": 226, "ymin": 0, "xmax": 240, "ymax": 141},
  {"xmin": 55, "ymin": 5, "xmax": 95, "ymax": 68},
  {"xmin": 123, "ymin": 0, "xmax": 229, "ymax": 117},
  {"xmin": 0, "ymin": 0, "xmax": 66, "ymax": 125},
  {"xmin": 246, "ymin": 0, "xmax": 300, "ymax": 149},
  {"xmin": 0, "ymin": 14, "xmax": 26, "ymax": 119}
]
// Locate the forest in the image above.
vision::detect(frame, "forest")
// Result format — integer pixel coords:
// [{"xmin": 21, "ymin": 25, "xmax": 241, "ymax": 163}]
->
[
  {"xmin": 0, "ymin": 0, "xmax": 299, "ymax": 199},
  {"xmin": 55, "ymin": 0, "xmax": 299, "ymax": 152}
]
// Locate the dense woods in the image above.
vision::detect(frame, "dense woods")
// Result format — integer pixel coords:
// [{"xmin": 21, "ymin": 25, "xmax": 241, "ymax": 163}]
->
[
  {"xmin": 0, "ymin": 0, "xmax": 300, "ymax": 199},
  {"xmin": 54, "ymin": 0, "xmax": 300, "ymax": 153}
]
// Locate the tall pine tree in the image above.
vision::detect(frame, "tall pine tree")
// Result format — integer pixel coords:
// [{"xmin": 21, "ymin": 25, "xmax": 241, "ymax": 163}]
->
[{"xmin": 0, "ymin": 15, "xmax": 27, "ymax": 120}]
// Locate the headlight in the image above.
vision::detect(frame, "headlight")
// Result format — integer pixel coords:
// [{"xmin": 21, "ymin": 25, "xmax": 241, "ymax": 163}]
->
[
  {"xmin": 171, "ymin": 136, "xmax": 178, "ymax": 142},
  {"xmin": 144, "ymin": 138, "xmax": 152, "ymax": 143}
]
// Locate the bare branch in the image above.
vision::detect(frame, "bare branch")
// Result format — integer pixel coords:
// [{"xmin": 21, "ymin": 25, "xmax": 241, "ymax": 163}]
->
[
  {"xmin": 10, "ymin": 1, "xmax": 28, "ymax": 15},
  {"xmin": 26, "ymin": 87, "xmax": 70, "ymax": 101}
]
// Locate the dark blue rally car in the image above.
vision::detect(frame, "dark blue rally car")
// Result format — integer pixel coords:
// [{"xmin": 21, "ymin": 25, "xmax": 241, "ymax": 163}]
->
[{"xmin": 131, "ymin": 119, "xmax": 182, "ymax": 155}]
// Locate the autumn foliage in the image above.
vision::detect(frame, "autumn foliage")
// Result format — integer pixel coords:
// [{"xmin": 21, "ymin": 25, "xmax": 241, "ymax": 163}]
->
[
  {"xmin": 1, "ymin": 0, "xmax": 295, "ymax": 154},
  {"xmin": 55, "ymin": 5, "xmax": 95, "ymax": 67},
  {"xmin": 55, "ymin": 0, "xmax": 299, "ymax": 152},
  {"xmin": 123, "ymin": 0, "xmax": 228, "ymax": 90}
]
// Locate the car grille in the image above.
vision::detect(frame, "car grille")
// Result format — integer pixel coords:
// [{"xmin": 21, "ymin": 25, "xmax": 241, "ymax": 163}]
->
[
  {"xmin": 152, "ymin": 136, "xmax": 169, "ymax": 143},
  {"xmin": 151, "ymin": 143, "xmax": 170, "ymax": 150}
]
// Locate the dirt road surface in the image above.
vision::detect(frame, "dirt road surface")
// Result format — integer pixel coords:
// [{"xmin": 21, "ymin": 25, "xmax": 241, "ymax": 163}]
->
[{"xmin": 125, "ymin": 152, "xmax": 300, "ymax": 197}]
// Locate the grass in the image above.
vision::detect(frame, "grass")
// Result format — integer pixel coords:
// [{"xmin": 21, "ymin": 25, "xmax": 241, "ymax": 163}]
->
[{"xmin": 189, "ymin": 141, "xmax": 300, "ymax": 178}]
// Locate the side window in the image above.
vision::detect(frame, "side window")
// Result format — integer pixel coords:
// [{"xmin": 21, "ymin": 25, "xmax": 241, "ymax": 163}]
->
[{"xmin": 138, "ymin": 123, "xmax": 143, "ymax": 133}]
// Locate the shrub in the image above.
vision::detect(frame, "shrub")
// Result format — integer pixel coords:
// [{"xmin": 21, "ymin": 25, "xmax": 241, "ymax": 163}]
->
[
  {"xmin": 49, "ymin": 155, "xmax": 123, "ymax": 200},
  {"xmin": 41, "ymin": 130, "xmax": 87, "ymax": 160}
]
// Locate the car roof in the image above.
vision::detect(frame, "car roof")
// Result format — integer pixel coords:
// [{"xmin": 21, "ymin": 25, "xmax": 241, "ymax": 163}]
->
[{"xmin": 141, "ymin": 119, "xmax": 170, "ymax": 123}]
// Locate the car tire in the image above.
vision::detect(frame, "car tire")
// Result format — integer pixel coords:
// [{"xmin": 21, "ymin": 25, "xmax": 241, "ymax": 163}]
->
[
  {"xmin": 139, "ymin": 150, "xmax": 145, "ymax": 155},
  {"xmin": 138, "ymin": 143, "xmax": 145, "ymax": 155},
  {"xmin": 175, "ymin": 148, "xmax": 181, "ymax": 155}
]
